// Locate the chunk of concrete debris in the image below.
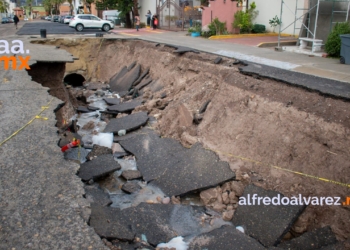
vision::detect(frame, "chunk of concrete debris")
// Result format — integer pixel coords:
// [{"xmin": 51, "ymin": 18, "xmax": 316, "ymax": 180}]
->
[
  {"xmin": 84, "ymin": 185, "xmax": 112, "ymax": 207},
  {"xmin": 277, "ymin": 226, "xmax": 337, "ymax": 250},
  {"xmin": 119, "ymin": 129, "xmax": 235, "ymax": 197},
  {"xmin": 103, "ymin": 97, "xmax": 121, "ymax": 106},
  {"xmin": 86, "ymin": 144, "xmax": 113, "ymax": 160},
  {"xmin": 107, "ymin": 99, "xmax": 143, "ymax": 113},
  {"xmin": 121, "ymin": 182, "xmax": 141, "ymax": 194},
  {"xmin": 232, "ymin": 184, "xmax": 305, "ymax": 247},
  {"xmin": 214, "ymin": 57, "xmax": 222, "ymax": 64},
  {"xmin": 121, "ymin": 170, "xmax": 142, "ymax": 180},
  {"xmin": 90, "ymin": 203, "xmax": 135, "ymax": 241},
  {"xmin": 64, "ymin": 147, "xmax": 88, "ymax": 163},
  {"xmin": 92, "ymin": 132, "xmax": 113, "ymax": 148},
  {"xmin": 157, "ymin": 236, "xmax": 188, "ymax": 250},
  {"xmin": 78, "ymin": 154, "xmax": 121, "ymax": 181},
  {"xmin": 104, "ymin": 112, "xmax": 149, "ymax": 134},
  {"xmin": 189, "ymin": 225, "xmax": 265, "ymax": 250},
  {"xmin": 110, "ymin": 64, "xmax": 141, "ymax": 92}
]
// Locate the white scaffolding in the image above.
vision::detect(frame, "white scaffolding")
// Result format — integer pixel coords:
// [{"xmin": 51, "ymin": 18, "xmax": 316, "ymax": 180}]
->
[{"xmin": 277, "ymin": 0, "xmax": 350, "ymax": 52}]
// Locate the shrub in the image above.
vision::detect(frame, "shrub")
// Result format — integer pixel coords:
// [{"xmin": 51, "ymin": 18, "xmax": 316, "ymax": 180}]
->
[
  {"xmin": 232, "ymin": 2, "xmax": 259, "ymax": 33},
  {"xmin": 252, "ymin": 24, "xmax": 266, "ymax": 33},
  {"xmin": 325, "ymin": 22, "xmax": 350, "ymax": 57},
  {"xmin": 269, "ymin": 15, "xmax": 281, "ymax": 32},
  {"xmin": 208, "ymin": 17, "xmax": 226, "ymax": 36}
]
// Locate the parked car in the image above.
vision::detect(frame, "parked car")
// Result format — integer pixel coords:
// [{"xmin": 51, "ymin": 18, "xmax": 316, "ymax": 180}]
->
[
  {"xmin": 45, "ymin": 16, "xmax": 51, "ymax": 21},
  {"xmin": 41, "ymin": 16, "xmax": 46, "ymax": 20},
  {"xmin": 52, "ymin": 15, "xmax": 59, "ymax": 22},
  {"xmin": 59, "ymin": 16, "xmax": 65, "ymax": 23},
  {"xmin": 69, "ymin": 14, "xmax": 115, "ymax": 31},
  {"xmin": 64, "ymin": 16, "xmax": 72, "ymax": 24},
  {"xmin": 1, "ymin": 17, "xmax": 9, "ymax": 23},
  {"xmin": 24, "ymin": 17, "xmax": 29, "ymax": 21},
  {"xmin": 7, "ymin": 18, "xmax": 13, "ymax": 23}
]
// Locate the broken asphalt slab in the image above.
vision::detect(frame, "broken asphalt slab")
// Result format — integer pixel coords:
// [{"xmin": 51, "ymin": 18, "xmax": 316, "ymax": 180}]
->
[
  {"xmin": 78, "ymin": 154, "xmax": 121, "ymax": 181},
  {"xmin": 277, "ymin": 226, "xmax": 337, "ymax": 249},
  {"xmin": 104, "ymin": 112, "xmax": 149, "ymax": 134},
  {"xmin": 90, "ymin": 203, "xmax": 135, "ymax": 241},
  {"xmin": 103, "ymin": 97, "xmax": 121, "ymax": 105},
  {"xmin": 164, "ymin": 44, "xmax": 200, "ymax": 54},
  {"xmin": 239, "ymin": 63, "xmax": 350, "ymax": 100},
  {"xmin": 86, "ymin": 144, "xmax": 113, "ymax": 161},
  {"xmin": 107, "ymin": 99, "xmax": 143, "ymax": 112},
  {"xmin": 90, "ymin": 203, "xmax": 225, "ymax": 246},
  {"xmin": 189, "ymin": 225, "xmax": 265, "ymax": 250},
  {"xmin": 232, "ymin": 184, "xmax": 305, "ymax": 247},
  {"xmin": 119, "ymin": 129, "xmax": 235, "ymax": 197},
  {"xmin": 109, "ymin": 64, "xmax": 141, "ymax": 92},
  {"xmin": 84, "ymin": 185, "xmax": 112, "ymax": 207}
]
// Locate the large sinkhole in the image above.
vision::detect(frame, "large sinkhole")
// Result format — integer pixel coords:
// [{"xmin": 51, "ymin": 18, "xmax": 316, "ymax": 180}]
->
[
  {"xmin": 30, "ymin": 38, "xmax": 350, "ymax": 248},
  {"xmin": 64, "ymin": 73, "xmax": 85, "ymax": 87}
]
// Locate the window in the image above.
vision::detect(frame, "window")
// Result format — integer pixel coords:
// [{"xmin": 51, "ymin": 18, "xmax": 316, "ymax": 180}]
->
[
  {"xmin": 91, "ymin": 16, "xmax": 99, "ymax": 20},
  {"xmin": 79, "ymin": 16, "xmax": 91, "ymax": 20}
]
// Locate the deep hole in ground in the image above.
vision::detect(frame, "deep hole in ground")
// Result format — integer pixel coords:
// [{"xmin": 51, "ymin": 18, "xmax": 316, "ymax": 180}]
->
[{"xmin": 31, "ymin": 38, "xmax": 350, "ymax": 248}]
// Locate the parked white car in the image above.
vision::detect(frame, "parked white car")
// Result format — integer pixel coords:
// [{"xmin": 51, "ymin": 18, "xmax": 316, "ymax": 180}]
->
[
  {"xmin": 64, "ymin": 16, "xmax": 73, "ymax": 24},
  {"xmin": 69, "ymin": 14, "xmax": 115, "ymax": 32}
]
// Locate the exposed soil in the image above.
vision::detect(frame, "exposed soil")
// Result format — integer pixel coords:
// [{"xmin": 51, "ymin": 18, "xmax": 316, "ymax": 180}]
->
[{"xmin": 32, "ymin": 38, "xmax": 350, "ymax": 242}]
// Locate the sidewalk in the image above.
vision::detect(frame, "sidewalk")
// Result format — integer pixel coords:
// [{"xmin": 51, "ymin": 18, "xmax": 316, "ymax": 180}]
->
[{"xmin": 112, "ymin": 27, "xmax": 350, "ymax": 83}]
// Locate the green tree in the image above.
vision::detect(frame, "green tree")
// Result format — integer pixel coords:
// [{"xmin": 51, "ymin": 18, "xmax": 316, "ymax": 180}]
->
[{"xmin": 0, "ymin": 0, "xmax": 9, "ymax": 13}]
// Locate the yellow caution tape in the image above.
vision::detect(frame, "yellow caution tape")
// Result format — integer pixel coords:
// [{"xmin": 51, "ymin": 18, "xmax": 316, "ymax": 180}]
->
[
  {"xmin": 204, "ymin": 147, "xmax": 350, "ymax": 189},
  {"xmin": 0, "ymin": 98, "xmax": 53, "ymax": 147}
]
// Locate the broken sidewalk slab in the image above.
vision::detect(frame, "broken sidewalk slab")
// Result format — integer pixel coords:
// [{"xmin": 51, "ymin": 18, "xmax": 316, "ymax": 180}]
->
[
  {"xmin": 78, "ymin": 154, "xmax": 121, "ymax": 181},
  {"xmin": 104, "ymin": 112, "xmax": 149, "ymax": 134},
  {"xmin": 277, "ymin": 226, "xmax": 337, "ymax": 249},
  {"xmin": 84, "ymin": 185, "xmax": 112, "ymax": 207},
  {"xmin": 239, "ymin": 63, "xmax": 350, "ymax": 100},
  {"xmin": 107, "ymin": 99, "xmax": 143, "ymax": 113},
  {"xmin": 103, "ymin": 97, "xmax": 121, "ymax": 105},
  {"xmin": 109, "ymin": 64, "xmax": 141, "ymax": 92},
  {"xmin": 189, "ymin": 225, "xmax": 265, "ymax": 250},
  {"xmin": 90, "ymin": 203, "xmax": 135, "ymax": 241},
  {"xmin": 232, "ymin": 184, "xmax": 305, "ymax": 247},
  {"xmin": 119, "ymin": 129, "xmax": 235, "ymax": 197}
]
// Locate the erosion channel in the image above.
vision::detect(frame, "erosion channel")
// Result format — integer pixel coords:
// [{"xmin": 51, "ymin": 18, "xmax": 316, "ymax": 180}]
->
[{"xmin": 29, "ymin": 38, "xmax": 350, "ymax": 250}]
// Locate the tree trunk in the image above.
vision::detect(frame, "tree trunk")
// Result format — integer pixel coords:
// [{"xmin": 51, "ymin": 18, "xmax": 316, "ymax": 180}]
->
[
  {"xmin": 125, "ymin": 12, "xmax": 132, "ymax": 28},
  {"xmin": 133, "ymin": 0, "xmax": 138, "ymax": 16}
]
